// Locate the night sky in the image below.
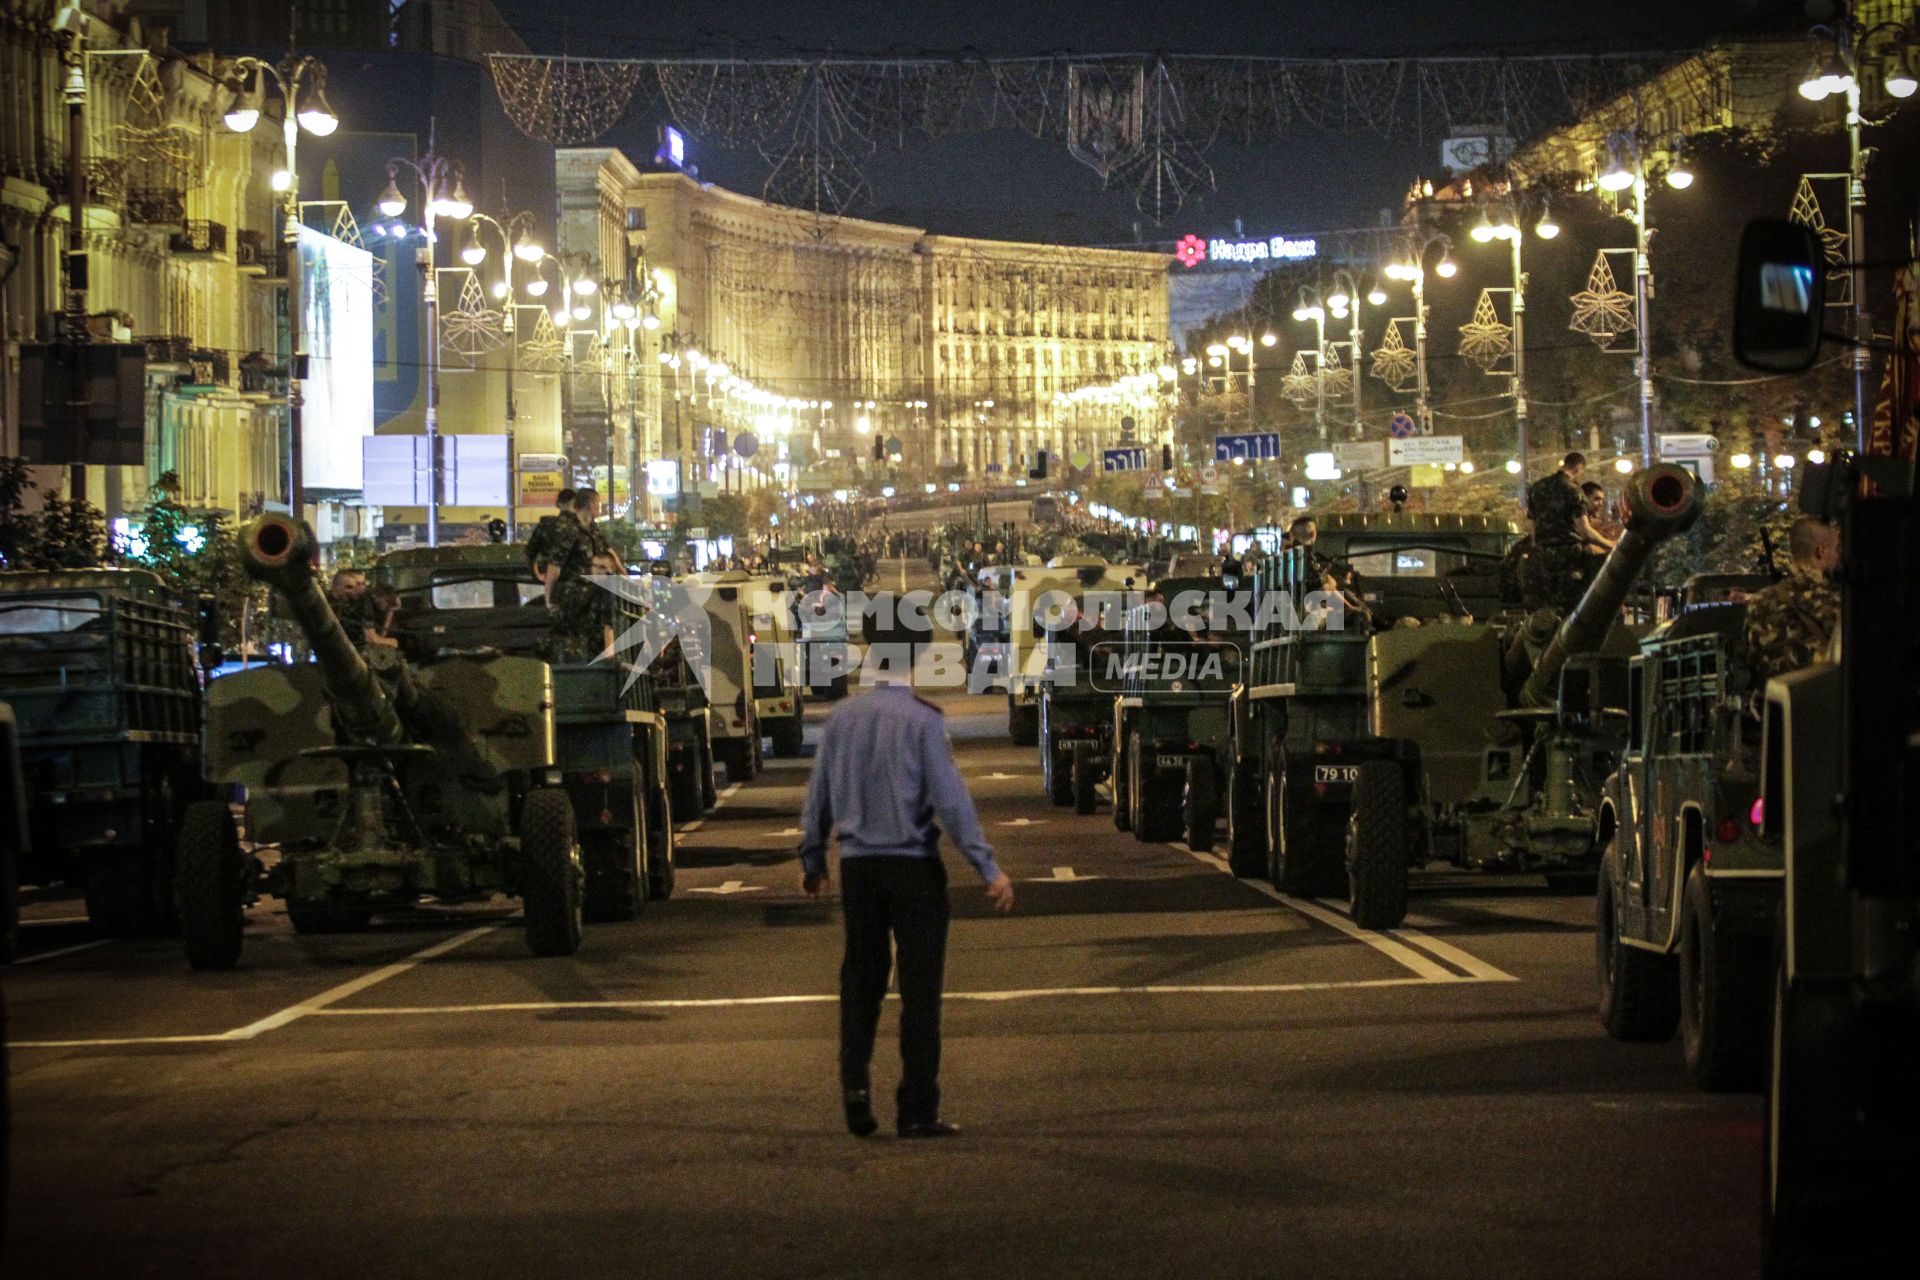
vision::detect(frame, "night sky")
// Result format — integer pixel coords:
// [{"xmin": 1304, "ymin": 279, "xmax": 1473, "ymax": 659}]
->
[{"xmin": 491, "ymin": 0, "xmax": 1785, "ymax": 240}]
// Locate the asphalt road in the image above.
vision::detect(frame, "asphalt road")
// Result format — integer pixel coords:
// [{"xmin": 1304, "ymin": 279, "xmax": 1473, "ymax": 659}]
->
[{"xmin": 3, "ymin": 569, "xmax": 1762, "ymax": 1280}]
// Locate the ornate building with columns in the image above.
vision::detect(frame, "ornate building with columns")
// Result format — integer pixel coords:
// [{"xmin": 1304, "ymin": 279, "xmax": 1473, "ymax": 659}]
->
[{"xmin": 557, "ymin": 149, "xmax": 1169, "ymax": 488}]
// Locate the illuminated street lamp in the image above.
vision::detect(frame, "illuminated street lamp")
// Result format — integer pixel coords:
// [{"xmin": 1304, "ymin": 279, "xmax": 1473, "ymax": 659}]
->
[
  {"xmin": 1292, "ymin": 289, "xmax": 1331, "ymax": 441},
  {"xmin": 459, "ymin": 208, "xmax": 543, "ymax": 537},
  {"xmin": 1470, "ymin": 194, "xmax": 1558, "ymax": 491},
  {"xmin": 219, "ymin": 49, "xmax": 341, "ymax": 521},
  {"xmin": 377, "ymin": 131, "xmax": 473, "ymax": 545},
  {"xmin": 1380, "ymin": 230, "xmax": 1453, "ymax": 433}
]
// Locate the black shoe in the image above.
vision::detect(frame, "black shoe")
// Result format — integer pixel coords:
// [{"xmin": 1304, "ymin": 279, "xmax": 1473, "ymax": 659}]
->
[
  {"xmin": 843, "ymin": 1088, "xmax": 878, "ymax": 1137},
  {"xmin": 897, "ymin": 1119, "xmax": 962, "ymax": 1139}
]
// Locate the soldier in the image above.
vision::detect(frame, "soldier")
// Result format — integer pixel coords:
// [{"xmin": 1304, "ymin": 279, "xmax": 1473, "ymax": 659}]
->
[
  {"xmin": 1744, "ymin": 516, "xmax": 1841, "ymax": 685},
  {"xmin": 571, "ymin": 485, "xmax": 613, "ymax": 561},
  {"xmin": 543, "ymin": 548, "xmax": 621, "ymax": 662},
  {"xmin": 526, "ymin": 489, "xmax": 575, "ymax": 604},
  {"xmin": 328, "ymin": 569, "xmax": 395, "ymax": 650},
  {"xmin": 1526, "ymin": 453, "xmax": 1611, "ymax": 610},
  {"xmin": 1289, "ymin": 515, "xmax": 1330, "ymax": 577}
]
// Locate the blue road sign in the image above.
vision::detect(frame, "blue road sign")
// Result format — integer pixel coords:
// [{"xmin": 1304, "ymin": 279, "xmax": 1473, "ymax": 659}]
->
[
  {"xmin": 1212, "ymin": 432, "xmax": 1281, "ymax": 462},
  {"xmin": 1388, "ymin": 412, "xmax": 1417, "ymax": 439},
  {"xmin": 1103, "ymin": 447, "xmax": 1148, "ymax": 472}
]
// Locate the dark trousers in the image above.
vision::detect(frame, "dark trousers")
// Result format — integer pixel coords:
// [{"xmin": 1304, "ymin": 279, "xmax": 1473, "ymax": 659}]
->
[{"xmin": 838, "ymin": 855, "xmax": 951, "ymax": 1123}]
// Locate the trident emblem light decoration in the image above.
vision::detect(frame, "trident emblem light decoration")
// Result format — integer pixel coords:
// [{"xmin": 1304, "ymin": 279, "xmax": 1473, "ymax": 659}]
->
[
  {"xmin": 1281, "ymin": 351, "xmax": 1318, "ymax": 407},
  {"xmin": 1568, "ymin": 250, "xmax": 1637, "ymax": 351},
  {"xmin": 522, "ymin": 306, "xmax": 566, "ymax": 375},
  {"xmin": 1459, "ymin": 288, "xmax": 1513, "ymax": 373},
  {"xmin": 1789, "ymin": 175, "xmax": 1853, "ymax": 308},
  {"xmin": 1320, "ymin": 343, "xmax": 1352, "ymax": 398},
  {"xmin": 440, "ymin": 269, "xmax": 506, "ymax": 365},
  {"xmin": 1066, "ymin": 63, "xmax": 1145, "ymax": 183},
  {"xmin": 1370, "ymin": 319, "xmax": 1416, "ymax": 391}
]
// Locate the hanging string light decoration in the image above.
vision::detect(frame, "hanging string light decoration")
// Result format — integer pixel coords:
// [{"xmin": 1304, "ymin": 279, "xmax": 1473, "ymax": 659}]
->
[
  {"xmin": 1459, "ymin": 289, "xmax": 1513, "ymax": 373},
  {"xmin": 1370, "ymin": 319, "xmax": 1416, "ymax": 391},
  {"xmin": 487, "ymin": 50, "xmax": 1678, "ymax": 225},
  {"xmin": 1568, "ymin": 250, "xmax": 1636, "ymax": 350}
]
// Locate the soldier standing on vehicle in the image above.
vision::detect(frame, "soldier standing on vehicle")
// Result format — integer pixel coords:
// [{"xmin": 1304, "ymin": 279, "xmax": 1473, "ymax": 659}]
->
[
  {"xmin": 1526, "ymin": 453, "xmax": 1610, "ymax": 610},
  {"xmin": 527, "ymin": 489, "xmax": 575, "ymax": 606},
  {"xmin": 799, "ymin": 682, "xmax": 1015, "ymax": 1139},
  {"xmin": 571, "ymin": 485, "xmax": 614, "ymax": 562},
  {"xmin": 328, "ymin": 569, "xmax": 396, "ymax": 650},
  {"xmin": 1744, "ymin": 517, "xmax": 1841, "ymax": 685}
]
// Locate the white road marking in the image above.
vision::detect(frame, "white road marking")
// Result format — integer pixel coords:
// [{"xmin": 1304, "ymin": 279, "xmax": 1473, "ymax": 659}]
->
[
  {"xmin": 8, "ymin": 926, "xmax": 497, "ymax": 1050},
  {"xmin": 687, "ymin": 880, "xmax": 766, "ymax": 896},
  {"xmin": 1305, "ymin": 892, "xmax": 1519, "ymax": 982},
  {"xmin": 11, "ymin": 938, "xmax": 114, "ymax": 966},
  {"xmin": 996, "ymin": 817, "xmax": 1047, "ymax": 827},
  {"xmin": 674, "ymin": 781, "xmax": 743, "ymax": 835},
  {"xmin": 1184, "ymin": 848, "xmax": 1515, "ymax": 984},
  {"xmin": 757, "ymin": 827, "xmax": 805, "ymax": 839},
  {"xmin": 20, "ymin": 915, "xmax": 93, "ymax": 927},
  {"xmin": 1027, "ymin": 866, "xmax": 1100, "ymax": 883},
  {"xmin": 309, "ymin": 975, "xmax": 1448, "ymax": 1019}
]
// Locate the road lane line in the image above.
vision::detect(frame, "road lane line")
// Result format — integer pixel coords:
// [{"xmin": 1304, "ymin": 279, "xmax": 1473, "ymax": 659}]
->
[
  {"xmin": 20, "ymin": 915, "xmax": 93, "ymax": 927},
  {"xmin": 1183, "ymin": 849, "xmax": 1458, "ymax": 982},
  {"xmin": 675, "ymin": 781, "xmax": 743, "ymax": 835},
  {"xmin": 223, "ymin": 926, "xmax": 500, "ymax": 1039},
  {"xmin": 10, "ymin": 938, "xmax": 113, "ymax": 965},
  {"xmin": 1383, "ymin": 926, "xmax": 1516, "ymax": 983},
  {"xmin": 308, "ymin": 975, "xmax": 1454, "ymax": 1018}
]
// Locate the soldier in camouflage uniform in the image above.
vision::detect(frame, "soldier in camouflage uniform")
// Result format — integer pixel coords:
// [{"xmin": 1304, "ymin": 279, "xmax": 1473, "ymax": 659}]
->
[
  {"xmin": 526, "ymin": 488, "xmax": 576, "ymax": 605},
  {"xmin": 329, "ymin": 568, "xmax": 396, "ymax": 650},
  {"xmin": 542, "ymin": 548, "xmax": 620, "ymax": 662},
  {"xmin": 1524, "ymin": 453, "xmax": 1613, "ymax": 611},
  {"xmin": 1744, "ymin": 516, "xmax": 1841, "ymax": 686}
]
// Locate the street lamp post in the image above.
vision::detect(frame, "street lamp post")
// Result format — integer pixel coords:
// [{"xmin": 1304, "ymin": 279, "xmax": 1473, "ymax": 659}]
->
[
  {"xmin": 219, "ymin": 45, "xmax": 339, "ymax": 523},
  {"xmin": 1384, "ymin": 234, "xmax": 1455, "ymax": 435},
  {"xmin": 377, "ymin": 133, "xmax": 472, "ymax": 547},
  {"xmin": 1598, "ymin": 127, "xmax": 1696, "ymax": 464},
  {"xmin": 1291, "ymin": 291, "xmax": 1331, "ymax": 442},
  {"xmin": 458, "ymin": 210, "xmax": 543, "ymax": 538},
  {"xmin": 1328, "ymin": 270, "xmax": 1386, "ymax": 439},
  {"xmin": 1471, "ymin": 199, "xmax": 1554, "ymax": 494},
  {"xmin": 1799, "ymin": 10, "xmax": 1916, "ymax": 451}
]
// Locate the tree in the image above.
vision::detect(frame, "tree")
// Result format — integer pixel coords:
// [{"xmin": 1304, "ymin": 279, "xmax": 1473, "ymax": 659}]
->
[{"xmin": 0, "ymin": 456, "xmax": 105, "ymax": 570}]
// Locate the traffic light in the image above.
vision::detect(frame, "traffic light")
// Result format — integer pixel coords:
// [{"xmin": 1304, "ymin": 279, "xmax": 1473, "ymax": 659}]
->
[
  {"xmin": 1029, "ymin": 450, "xmax": 1048, "ymax": 480},
  {"xmin": 1161, "ymin": 444, "xmax": 1174, "ymax": 470}
]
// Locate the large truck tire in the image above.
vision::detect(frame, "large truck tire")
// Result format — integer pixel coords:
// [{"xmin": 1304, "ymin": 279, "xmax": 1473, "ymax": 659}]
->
[
  {"xmin": 1595, "ymin": 850, "xmax": 1680, "ymax": 1041},
  {"xmin": 699, "ymin": 736, "xmax": 717, "ymax": 809},
  {"xmin": 1048, "ymin": 740, "xmax": 1075, "ymax": 807},
  {"xmin": 1270, "ymin": 763, "xmax": 1348, "ymax": 898},
  {"xmin": 1226, "ymin": 757, "xmax": 1264, "ymax": 878},
  {"xmin": 1072, "ymin": 741, "xmax": 1100, "ymax": 815},
  {"xmin": 1679, "ymin": 864, "xmax": 1767, "ymax": 1091},
  {"xmin": 175, "ymin": 800, "xmax": 246, "ymax": 971},
  {"xmin": 1346, "ymin": 761, "xmax": 1410, "ymax": 930},
  {"xmin": 1111, "ymin": 731, "xmax": 1132, "ymax": 832},
  {"xmin": 645, "ymin": 783, "xmax": 676, "ymax": 902},
  {"xmin": 582, "ymin": 779, "xmax": 644, "ymax": 924},
  {"xmin": 1183, "ymin": 759, "xmax": 1218, "ymax": 853},
  {"xmin": 520, "ymin": 788, "xmax": 583, "ymax": 957},
  {"xmin": 769, "ymin": 714, "xmax": 805, "ymax": 759}
]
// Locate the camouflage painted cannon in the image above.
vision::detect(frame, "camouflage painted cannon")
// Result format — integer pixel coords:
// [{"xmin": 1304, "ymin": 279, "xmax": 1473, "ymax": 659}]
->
[{"xmin": 173, "ymin": 514, "xmax": 581, "ymax": 969}]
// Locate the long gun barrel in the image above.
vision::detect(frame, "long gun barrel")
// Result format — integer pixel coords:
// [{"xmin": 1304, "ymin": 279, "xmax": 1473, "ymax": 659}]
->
[
  {"xmin": 1520, "ymin": 464, "xmax": 1703, "ymax": 707},
  {"xmin": 239, "ymin": 514, "xmax": 407, "ymax": 746}
]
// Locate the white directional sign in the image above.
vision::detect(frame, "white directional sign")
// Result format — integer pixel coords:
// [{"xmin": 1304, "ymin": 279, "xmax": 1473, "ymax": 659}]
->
[
  {"xmin": 1657, "ymin": 433, "xmax": 1720, "ymax": 455},
  {"xmin": 1388, "ymin": 434, "xmax": 1464, "ymax": 466},
  {"xmin": 1334, "ymin": 440, "xmax": 1386, "ymax": 470},
  {"xmin": 688, "ymin": 880, "xmax": 766, "ymax": 895}
]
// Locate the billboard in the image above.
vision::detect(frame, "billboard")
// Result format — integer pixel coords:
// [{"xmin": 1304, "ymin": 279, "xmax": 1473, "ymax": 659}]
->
[{"xmin": 298, "ymin": 225, "xmax": 376, "ymax": 491}]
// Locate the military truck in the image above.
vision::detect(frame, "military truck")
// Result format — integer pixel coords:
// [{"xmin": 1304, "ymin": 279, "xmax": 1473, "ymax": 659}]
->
[
  {"xmin": 1234, "ymin": 467, "xmax": 1699, "ymax": 928},
  {"xmin": 0, "ymin": 569, "xmax": 206, "ymax": 936},
  {"xmin": 381, "ymin": 543, "xmax": 678, "ymax": 915},
  {"xmin": 1004, "ymin": 554, "xmax": 1143, "ymax": 746},
  {"xmin": 1108, "ymin": 577, "xmax": 1252, "ymax": 850},
  {"xmin": 1758, "ymin": 446, "xmax": 1916, "ymax": 1275},
  {"xmin": 684, "ymin": 571, "xmax": 765, "ymax": 780},
  {"xmin": 1035, "ymin": 586, "xmax": 1129, "ymax": 813},
  {"xmin": 174, "ymin": 516, "xmax": 585, "ymax": 968},
  {"xmin": 1594, "ymin": 606, "xmax": 1776, "ymax": 1091}
]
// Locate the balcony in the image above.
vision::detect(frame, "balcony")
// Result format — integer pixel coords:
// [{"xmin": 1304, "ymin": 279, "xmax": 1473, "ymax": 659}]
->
[
  {"xmin": 235, "ymin": 231, "xmax": 289, "ymax": 279},
  {"xmin": 185, "ymin": 349, "xmax": 230, "ymax": 388},
  {"xmin": 169, "ymin": 220, "xmax": 228, "ymax": 258},
  {"xmin": 141, "ymin": 335, "xmax": 194, "ymax": 366},
  {"xmin": 126, "ymin": 186, "xmax": 187, "ymax": 227}
]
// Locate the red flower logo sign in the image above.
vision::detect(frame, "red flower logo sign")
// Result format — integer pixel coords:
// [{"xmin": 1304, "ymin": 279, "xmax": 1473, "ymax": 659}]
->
[{"xmin": 1174, "ymin": 235, "xmax": 1207, "ymax": 268}]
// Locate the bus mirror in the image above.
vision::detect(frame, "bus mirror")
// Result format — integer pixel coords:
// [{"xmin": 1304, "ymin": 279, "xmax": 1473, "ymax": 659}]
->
[{"xmin": 1733, "ymin": 219, "xmax": 1825, "ymax": 373}]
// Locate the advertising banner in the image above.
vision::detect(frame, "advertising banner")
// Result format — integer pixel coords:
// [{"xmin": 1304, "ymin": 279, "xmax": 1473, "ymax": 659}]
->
[{"xmin": 297, "ymin": 226, "xmax": 376, "ymax": 491}]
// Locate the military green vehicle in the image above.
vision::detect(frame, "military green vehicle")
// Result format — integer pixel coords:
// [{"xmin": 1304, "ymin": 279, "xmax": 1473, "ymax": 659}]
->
[
  {"xmin": 1108, "ymin": 577, "xmax": 1253, "ymax": 849},
  {"xmin": 1035, "ymin": 588, "xmax": 1127, "ymax": 814},
  {"xmin": 655, "ymin": 640, "xmax": 717, "ymax": 822},
  {"xmin": 174, "ymin": 516, "xmax": 586, "ymax": 969},
  {"xmin": 1594, "ymin": 607, "xmax": 1776, "ymax": 1091},
  {"xmin": 1758, "ymin": 446, "xmax": 1916, "ymax": 1276},
  {"xmin": 1235, "ymin": 467, "xmax": 1700, "ymax": 928},
  {"xmin": 2, "ymin": 701, "xmax": 25, "ymax": 962},
  {"xmin": 0, "ymin": 569, "xmax": 206, "ymax": 936},
  {"xmin": 683, "ymin": 571, "xmax": 772, "ymax": 777},
  {"xmin": 381, "ymin": 543, "xmax": 678, "ymax": 915},
  {"xmin": 1004, "ymin": 554, "xmax": 1142, "ymax": 746}
]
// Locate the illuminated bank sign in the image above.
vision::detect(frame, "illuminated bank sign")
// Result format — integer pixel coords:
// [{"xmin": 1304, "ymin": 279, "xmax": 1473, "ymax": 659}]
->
[{"xmin": 1173, "ymin": 232, "xmax": 1317, "ymax": 269}]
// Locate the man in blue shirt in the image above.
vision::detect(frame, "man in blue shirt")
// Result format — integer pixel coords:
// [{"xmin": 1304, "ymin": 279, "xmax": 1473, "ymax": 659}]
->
[{"xmin": 800, "ymin": 682, "xmax": 1015, "ymax": 1138}]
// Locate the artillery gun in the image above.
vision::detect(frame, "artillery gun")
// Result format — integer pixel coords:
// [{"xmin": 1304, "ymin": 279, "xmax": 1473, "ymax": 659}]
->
[
  {"xmin": 174, "ymin": 515, "xmax": 580, "ymax": 969},
  {"xmin": 1235, "ymin": 467, "xmax": 1699, "ymax": 929}
]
